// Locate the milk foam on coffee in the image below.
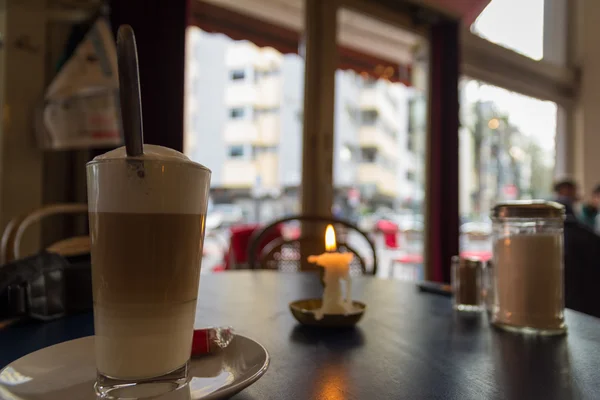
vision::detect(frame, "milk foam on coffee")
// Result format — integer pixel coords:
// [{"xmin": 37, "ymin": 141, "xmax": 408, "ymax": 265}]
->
[
  {"xmin": 88, "ymin": 144, "xmax": 209, "ymax": 379},
  {"xmin": 88, "ymin": 144, "xmax": 209, "ymax": 214}
]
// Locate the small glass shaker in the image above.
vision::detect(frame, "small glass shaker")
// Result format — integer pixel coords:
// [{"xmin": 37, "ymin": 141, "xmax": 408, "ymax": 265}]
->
[
  {"xmin": 482, "ymin": 260, "xmax": 494, "ymax": 317},
  {"xmin": 491, "ymin": 201, "xmax": 566, "ymax": 335},
  {"xmin": 452, "ymin": 256, "xmax": 483, "ymax": 311}
]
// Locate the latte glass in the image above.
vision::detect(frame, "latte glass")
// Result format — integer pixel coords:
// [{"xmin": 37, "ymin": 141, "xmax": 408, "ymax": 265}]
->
[{"xmin": 87, "ymin": 145, "xmax": 211, "ymax": 398}]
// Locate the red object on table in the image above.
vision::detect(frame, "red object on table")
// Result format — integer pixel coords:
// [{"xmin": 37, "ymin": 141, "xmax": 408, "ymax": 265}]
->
[
  {"xmin": 191, "ymin": 327, "xmax": 235, "ymax": 356},
  {"xmin": 191, "ymin": 329, "xmax": 211, "ymax": 355}
]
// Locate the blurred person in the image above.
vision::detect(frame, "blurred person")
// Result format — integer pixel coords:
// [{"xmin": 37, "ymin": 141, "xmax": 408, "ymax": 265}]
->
[
  {"xmin": 552, "ymin": 178, "xmax": 579, "ymax": 217},
  {"xmin": 580, "ymin": 184, "xmax": 600, "ymax": 229}
]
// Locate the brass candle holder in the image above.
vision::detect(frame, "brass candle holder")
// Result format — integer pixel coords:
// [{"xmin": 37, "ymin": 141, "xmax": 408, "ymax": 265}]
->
[{"xmin": 289, "ymin": 299, "xmax": 366, "ymax": 328}]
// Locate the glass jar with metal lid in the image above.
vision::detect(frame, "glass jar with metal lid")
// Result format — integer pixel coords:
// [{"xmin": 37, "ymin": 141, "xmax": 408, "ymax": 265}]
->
[
  {"xmin": 451, "ymin": 256, "xmax": 483, "ymax": 311},
  {"xmin": 491, "ymin": 200, "xmax": 566, "ymax": 335}
]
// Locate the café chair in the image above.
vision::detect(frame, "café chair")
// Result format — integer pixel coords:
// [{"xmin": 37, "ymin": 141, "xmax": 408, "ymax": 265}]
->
[
  {"xmin": 247, "ymin": 215, "xmax": 377, "ymax": 275},
  {"xmin": 0, "ymin": 203, "xmax": 89, "ymax": 264},
  {"xmin": 222, "ymin": 223, "xmax": 283, "ymax": 270},
  {"xmin": 388, "ymin": 227, "xmax": 424, "ymax": 280}
]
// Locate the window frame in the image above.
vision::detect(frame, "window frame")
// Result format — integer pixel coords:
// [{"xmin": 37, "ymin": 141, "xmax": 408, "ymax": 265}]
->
[{"xmin": 187, "ymin": 0, "xmax": 574, "ymax": 278}]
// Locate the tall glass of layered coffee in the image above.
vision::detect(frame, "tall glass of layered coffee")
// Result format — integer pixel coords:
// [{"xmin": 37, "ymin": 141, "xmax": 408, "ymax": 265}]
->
[{"xmin": 87, "ymin": 145, "xmax": 210, "ymax": 398}]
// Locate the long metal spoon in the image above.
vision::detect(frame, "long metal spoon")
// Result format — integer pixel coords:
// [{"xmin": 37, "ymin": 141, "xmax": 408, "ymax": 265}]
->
[{"xmin": 117, "ymin": 25, "xmax": 144, "ymax": 157}]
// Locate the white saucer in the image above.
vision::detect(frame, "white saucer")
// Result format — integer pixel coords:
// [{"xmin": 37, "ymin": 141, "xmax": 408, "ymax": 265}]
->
[{"xmin": 0, "ymin": 335, "xmax": 269, "ymax": 399}]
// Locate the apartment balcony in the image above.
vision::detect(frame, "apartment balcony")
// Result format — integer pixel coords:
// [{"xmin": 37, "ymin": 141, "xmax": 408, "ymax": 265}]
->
[
  {"xmin": 225, "ymin": 77, "xmax": 281, "ymax": 108},
  {"xmin": 225, "ymin": 83, "xmax": 258, "ymax": 107},
  {"xmin": 253, "ymin": 47, "xmax": 283, "ymax": 71},
  {"xmin": 221, "ymin": 155, "xmax": 280, "ymax": 190},
  {"xmin": 224, "ymin": 120, "xmax": 258, "ymax": 143},
  {"xmin": 222, "ymin": 160, "xmax": 257, "ymax": 188},
  {"xmin": 357, "ymin": 163, "xmax": 398, "ymax": 197},
  {"xmin": 255, "ymin": 76, "xmax": 281, "ymax": 108},
  {"xmin": 255, "ymin": 114, "xmax": 280, "ymax": 146},
  {"xmin": 255, "ymin": 153, "xmax": 279, "ymax": 188},
  {"xmin": 359, "ymin": 124, "xmax": 399, "ymax": 159},
  {"xmin": 224, "ymin": 115, "xmax": 280, "ymax": 146},
  {"xmin": 359, "ymin": 87, "xmax": 400, "ymax": 131}
]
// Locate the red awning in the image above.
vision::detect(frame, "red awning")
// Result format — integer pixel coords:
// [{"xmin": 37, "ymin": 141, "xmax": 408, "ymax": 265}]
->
[
  {"xmin": 189, "ymin": 1, "xmax": 412, "ymax": 86},
  {"xmin": 427, "ymin": 0, "xmax": 491, "ymax": 25}
]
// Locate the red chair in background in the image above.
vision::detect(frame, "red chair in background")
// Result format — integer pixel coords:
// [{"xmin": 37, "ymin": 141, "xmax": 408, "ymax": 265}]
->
[
  {"xmin": 389, "ymin": 228, "xmax": 423, "ymax": 280},
  {"xmin": 222, "ymin": 224, "xmax": 283, "ymax": 270},
  {"xmin": 376, "ymin": 220, "xmax": 399, "ymax": 249}
]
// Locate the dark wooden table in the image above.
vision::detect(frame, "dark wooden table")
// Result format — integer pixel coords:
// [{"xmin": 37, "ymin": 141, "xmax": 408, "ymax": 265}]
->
[{"xmin": 2, "ymin": 271, "xmax": 600, "ymax": 399}]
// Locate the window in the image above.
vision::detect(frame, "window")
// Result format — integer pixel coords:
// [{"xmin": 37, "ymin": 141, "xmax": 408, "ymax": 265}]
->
[
  {"xmin": 230, "ymin": 69, "xmax": 246, "ymax": 81},
  {"xmin": 472, "ymin": 0, "xmax": 544, "ymax": 60},
  {"xmin": 228, "ymin": 145, "xmax": 245, "ymax": 158},
  {"xmin": 407, "ymin": 135, "xmax": 414, "ymax": 152},
  {"xmin": 230, "ymin": 107, "xmax": 245, "ymax": 119},
  {"xmin": 334, "ymin": 6, "xmax": 427, "ymax": 281},
  {"xmin": 459, "ymin": 78, "xmax": 557, "ymax": 256},
  {"xmin": 360, "ymin": 147, "xmax": 377, "ymax": 163},
  {"xmin": 185, "ymin": 3, "xmax": 306, "ymax": 232},
  {"xmin": 360, "ymin": 110, "xmax": 378, "ymax": 125}
]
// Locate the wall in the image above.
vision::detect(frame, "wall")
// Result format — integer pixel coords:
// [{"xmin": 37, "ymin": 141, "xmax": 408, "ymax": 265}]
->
[
  {"xmin": 573, "ymin": 0, "xmax": 600, "ymax": 195},
  {"xmin": 0, "ymin": 0, "xmax": 46, "ymax": 256}
]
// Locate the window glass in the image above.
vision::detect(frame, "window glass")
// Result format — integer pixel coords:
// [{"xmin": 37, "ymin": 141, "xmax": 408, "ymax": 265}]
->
[
  {"xmin": 459, "ymin": 78, "xmax": 557, "ymax": 259},
  {"xmin": 228, "ymin": 145, "xmax": 245, "ymax": 158},
  {"xmin": 229, "ymin": 107, "xmax": 246, "ymax": 119},
  {"xmin": 472, "ymin": 0, "xmax": 545, "ymax": 60},
  {"xmin": 360, "ymin": 147, "xmax": 377, "ymax": 163},
  {"xmin": 336, "ymin": 7, "xmax": 427, "ymax": 281},
  {"xmin": 185, "ymin": 3, "xmax": 305, "ymax": 273},
  {"xmin": 230, "ymin": 69, "xmax": 245, "ymax": 81},
  {"xmin": 360, "ymin": 110, "xmax": 378, "ymax": 125}
]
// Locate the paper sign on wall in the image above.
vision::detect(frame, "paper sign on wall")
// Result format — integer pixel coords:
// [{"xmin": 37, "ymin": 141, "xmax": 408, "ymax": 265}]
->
[{"xmin": 37, "ymin": 17, "xmax": 122, "ymax": 150}]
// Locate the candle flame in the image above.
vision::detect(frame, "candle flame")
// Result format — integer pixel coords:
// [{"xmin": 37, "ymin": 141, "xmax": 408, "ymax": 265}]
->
[{"xmin": 325, "ymin": 224, "xmax": 337, "ymax": 252}]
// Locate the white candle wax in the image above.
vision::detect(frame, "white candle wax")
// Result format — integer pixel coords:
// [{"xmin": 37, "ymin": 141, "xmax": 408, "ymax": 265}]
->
[{"xmin": 308, "ymin": 252, "xmax": 355, "ymax": 320}]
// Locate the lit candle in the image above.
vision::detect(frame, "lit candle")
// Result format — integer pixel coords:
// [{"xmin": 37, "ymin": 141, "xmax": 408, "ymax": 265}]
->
[{"xmin": 308, "ymin": 224, "xmax": 355, "ymax": 320}]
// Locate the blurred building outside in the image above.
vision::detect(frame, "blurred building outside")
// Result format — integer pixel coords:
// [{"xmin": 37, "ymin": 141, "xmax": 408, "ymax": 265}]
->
[
  {"xmin": 185, "ymin": 8, "xmax": 557, "ymax": 278},
  {"xmin": 185, "ymin": 27, "xmax": 424, "ymax": 226},
  {"xmin": 186, "ymin": 28, "xmax": 555, "ymax": 229}
]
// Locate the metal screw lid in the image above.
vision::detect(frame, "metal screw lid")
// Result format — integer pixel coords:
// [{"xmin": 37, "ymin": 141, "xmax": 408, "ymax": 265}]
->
[{"xmin": 492, "ymin": 200, "xmax": 565, "ymax": 219}]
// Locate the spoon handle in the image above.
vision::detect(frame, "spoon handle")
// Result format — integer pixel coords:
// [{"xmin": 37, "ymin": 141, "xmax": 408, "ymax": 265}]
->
[{"xmin": 117, "ymin": 25, "xmax": 144, "ymax": 157}]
